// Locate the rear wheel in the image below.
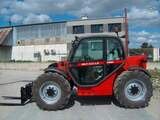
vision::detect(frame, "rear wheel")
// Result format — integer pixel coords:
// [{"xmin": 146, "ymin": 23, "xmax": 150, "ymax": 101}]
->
[
  {"xmin": 32, "ymin": 73, "xmax": 71, "ymax": 110},
  {"xmin": 114, "ymin": 71, "xmax": 153, "ymax": 108}
]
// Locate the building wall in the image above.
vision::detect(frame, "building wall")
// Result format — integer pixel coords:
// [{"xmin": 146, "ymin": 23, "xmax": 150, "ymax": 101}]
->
[
  {"xmin": 13, "ymin": 22, "xmax": 67, "ymax": 46},
  {"xmin": 2, "ymin": 31, "xmax": 13, "ymax": 46},
  {"xmin": 15, "ymin": 37, "xmax": 66, "ymax": 46},
  {"xmin": 66, "ymin": 17, "xmax": 125, "ymax": 44},
  {"xmin": 12, "ymin": 44, "xmax": 67, "ymax": 62},
  {"xmin": 12, "ymin": 17, "xmax": 125, "ymax": 45},
  {"xmin": 153, "ymin": 48, "xmax": 160, "ymax": 61},
  {"xmin": 0, "ymin": 46, "xmax": 12, "ymax": 61}
]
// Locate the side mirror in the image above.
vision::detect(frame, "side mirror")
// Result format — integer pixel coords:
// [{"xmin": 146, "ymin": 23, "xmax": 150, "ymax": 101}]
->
[
  {"xmin": 114, "ymin": 27, "xmax": 120, "ymax": 37},
  {"xmin": 72, "ymin": 36, "xmax": 79, "ymax": 48}
]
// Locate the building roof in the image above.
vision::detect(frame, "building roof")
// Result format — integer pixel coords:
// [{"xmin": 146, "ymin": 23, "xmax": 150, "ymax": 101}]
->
[
  {"xmin": 0, "ymin": 16, "xmax": 125, "ymax": 29},
  {"xmin": 0, "ymin": 28, "xmax": 12, "ymax": 45}
]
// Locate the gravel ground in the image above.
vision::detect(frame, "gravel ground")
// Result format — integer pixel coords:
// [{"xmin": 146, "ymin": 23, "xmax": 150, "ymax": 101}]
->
[{"xmin": 0, "ymin": 70, "xmax": 159, "ymax": 120}]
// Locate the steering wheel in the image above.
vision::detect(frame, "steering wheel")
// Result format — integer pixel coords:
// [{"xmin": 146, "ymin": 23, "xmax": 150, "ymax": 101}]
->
[{"xmin": 81, "ymin": 55, "xmax": 93, "ymax": 61}]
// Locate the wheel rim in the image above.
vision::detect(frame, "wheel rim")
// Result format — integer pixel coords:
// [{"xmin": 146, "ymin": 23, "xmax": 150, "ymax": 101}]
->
[
  {"xmin": 39, "ymin": 81, "xmax": 61, "ymax": 104},
  {"xmin": 124, "ymin": 79, "xmax": 147, "ymax": 101}
]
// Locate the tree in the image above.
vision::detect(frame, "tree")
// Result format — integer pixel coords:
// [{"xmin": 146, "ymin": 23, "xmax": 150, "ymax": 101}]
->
[
  {"xmin": 148, "ymin": 44, "xmax": 153, "ymax": 48},
  {"xmin": 140, "ymin": 42, "xmax": 153, "ymax": 48}
]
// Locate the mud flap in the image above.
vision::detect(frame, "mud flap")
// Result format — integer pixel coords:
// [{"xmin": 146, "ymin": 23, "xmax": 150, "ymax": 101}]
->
[{"xmin": 21, "ymin": 83, "xmax": 33, "ymax": 104}]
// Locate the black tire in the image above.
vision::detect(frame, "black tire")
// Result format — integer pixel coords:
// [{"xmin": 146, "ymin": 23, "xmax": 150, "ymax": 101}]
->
[
  {"xmin": 32, "ymin": 72, "xmax": 71, "ymax": 111},
  {"xmin": 113, "ymin": 71, "xmax": 153, "ymax": 108}
]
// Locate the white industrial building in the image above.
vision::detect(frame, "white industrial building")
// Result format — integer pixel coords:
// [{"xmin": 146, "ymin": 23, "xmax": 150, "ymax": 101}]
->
[
  {"xmin": 153, "ymin": 48, "xmax": 160, "ymax": 61},
  {"xmin": 0, "ymin": 17, "xmax": 126, "ymax": 62},
  {"xmin": 12, "ymin": 44, "xmax": 67, "ymax": 61}
]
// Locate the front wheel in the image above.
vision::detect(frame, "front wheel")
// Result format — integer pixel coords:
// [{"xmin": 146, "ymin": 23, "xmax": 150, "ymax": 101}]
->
[
  {"xmin": 114, "ymin": 71, "xmax": 153, "ymax": 108},
  {"xmin": 32, "ymin": 73, "xmax": 71, "ymax": 110}
]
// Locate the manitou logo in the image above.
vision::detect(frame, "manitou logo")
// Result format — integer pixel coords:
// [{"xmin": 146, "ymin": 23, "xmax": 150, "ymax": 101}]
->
[
  {"xmin": 77, "ymin": 61, "xmax": 105, "ymax": 67},
  {"xmin": 77, "ymin": 60, "xmax": 124, "ymax": 67}
]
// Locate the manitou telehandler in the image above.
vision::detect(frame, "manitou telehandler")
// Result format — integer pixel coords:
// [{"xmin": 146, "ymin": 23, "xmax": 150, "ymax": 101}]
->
[{"xmin": 21, "ymin": 35, "xmax": 153, "ymax": 110}]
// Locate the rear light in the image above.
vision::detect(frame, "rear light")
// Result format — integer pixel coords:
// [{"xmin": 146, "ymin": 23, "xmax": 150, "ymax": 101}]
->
[
  {"xmin": 142, "ymin": 59, "xmax": 147, "ymax": 63},
  {"xmin": 60, "ymin": 62, "xmax": 64, "ymax": 66},
  {"xmin": 142, "ymin": 55, "xmax": 148, "ymax": 63},
  {"xmin": 141, "ymin": 58, "xmax": 147, "ymax": 69}
]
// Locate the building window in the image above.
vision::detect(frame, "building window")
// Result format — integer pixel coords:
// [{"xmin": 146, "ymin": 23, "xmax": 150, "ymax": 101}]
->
[
  {"xmin": 108, "ymin": 23, "xmax": 122, "ymax": 32},
  {"xmin": 91, "ymin": 24, "xmax": 103, "ymax": 33},
  {"xmin": 73, "ymin": 25, "xmax": 84, "ymax": 34},
  {"xmin": 34, "ymin": 52, "xmax": 41, "ymax": 58}
]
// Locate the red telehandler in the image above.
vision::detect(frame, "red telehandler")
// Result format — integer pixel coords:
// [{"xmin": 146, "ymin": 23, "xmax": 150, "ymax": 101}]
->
[{"xmin": 21, "ymin": 35, "xmax": 153, "ymax": 110}]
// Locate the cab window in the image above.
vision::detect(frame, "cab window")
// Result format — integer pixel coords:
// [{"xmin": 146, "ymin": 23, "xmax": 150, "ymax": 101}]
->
[
  {"xmin": 106, "ymin": 38, "xmax": 125, "ymax": 61},
  {"xmin": 71, "ymin": 38, "xmax": 103, "ymax": 62}
]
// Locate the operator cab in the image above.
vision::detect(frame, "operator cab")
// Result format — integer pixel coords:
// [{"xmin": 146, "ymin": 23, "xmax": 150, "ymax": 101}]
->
[{"xmin": 68, "ymin": 36, "xmax": 125, "ymax": 86}]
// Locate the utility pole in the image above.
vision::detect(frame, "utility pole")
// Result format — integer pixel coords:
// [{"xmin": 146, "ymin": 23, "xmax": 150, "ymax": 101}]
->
[{"xmin": 124, "ymin": 8, "xmax": 129, "ymax": 56}]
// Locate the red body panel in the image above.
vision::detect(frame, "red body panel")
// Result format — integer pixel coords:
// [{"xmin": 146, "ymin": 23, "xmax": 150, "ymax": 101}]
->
[
  {"xmin": 124, "ymin": 55, "xmax": 147, "ymax": 69},
  {"xmin": 55, "ymin": 55, "xmax": 147, "ymax": 96},
  {"xmin": 77, "ymin": 73, "xmax": 118, "ymax": 96}
]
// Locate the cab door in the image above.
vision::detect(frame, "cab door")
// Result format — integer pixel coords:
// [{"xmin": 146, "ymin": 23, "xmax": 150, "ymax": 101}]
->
[
  {"xmin": 69, "ymin": 37, "xmax": 105, "ymax": 86},
  {"xmin": 104, "ymin": 37, "xmax": 125, "ymax": 76}
]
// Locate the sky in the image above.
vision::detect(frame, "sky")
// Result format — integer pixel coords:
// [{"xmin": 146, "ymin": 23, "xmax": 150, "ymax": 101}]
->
[{"xmin": 0, "ymin": 0, "xmax": 160, "ymax": 48}]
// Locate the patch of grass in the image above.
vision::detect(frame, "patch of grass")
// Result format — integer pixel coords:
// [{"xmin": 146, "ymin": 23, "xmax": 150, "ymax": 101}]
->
[
  {"xmin": 149, "ymin": 69, "xmax": 160, "ymax": 79},
  {"xmin": 149, "ymin": 69, "xmax": 160, "ymax": 89}
]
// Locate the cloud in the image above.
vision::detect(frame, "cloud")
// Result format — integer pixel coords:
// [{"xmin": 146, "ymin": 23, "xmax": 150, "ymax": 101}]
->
[
  {"xmin": 10, "ymin": 14, "xmax": 23, "ymax": 23},
  {"xmin": 137, "ymin": 30, "xmax": 150, "ymax": 37},
  {"xmin": 129, "ymin": 31, "xmax": 160, "ymax": 48},
  {"xmin": 128, "ymin": 7, "xmax": 160, "ymax": 28},
  {"xmin": 0, "ymin": 8, "xmax": 10, "ymax": 15},
  {"xmin": 23, "ymin": 13, "xmax": 52, "ymax": 24},
  {"xmin": 1, "ymin": 0, "xmax": 159, "ymax": 17},
  {"xmin": 9, "ymin": 13, "xmax": 52, "ymax": 24},
  {"xmin": 128, "ymin": 7, "xmax": 159, "ymax": 19},
  {"xmin": 0, "ymin": 1, "xmax": 159, "ymax": 21},
  {"xmin": 5, "ymin": 0, "xmax": 159, "ymax": 29}
]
